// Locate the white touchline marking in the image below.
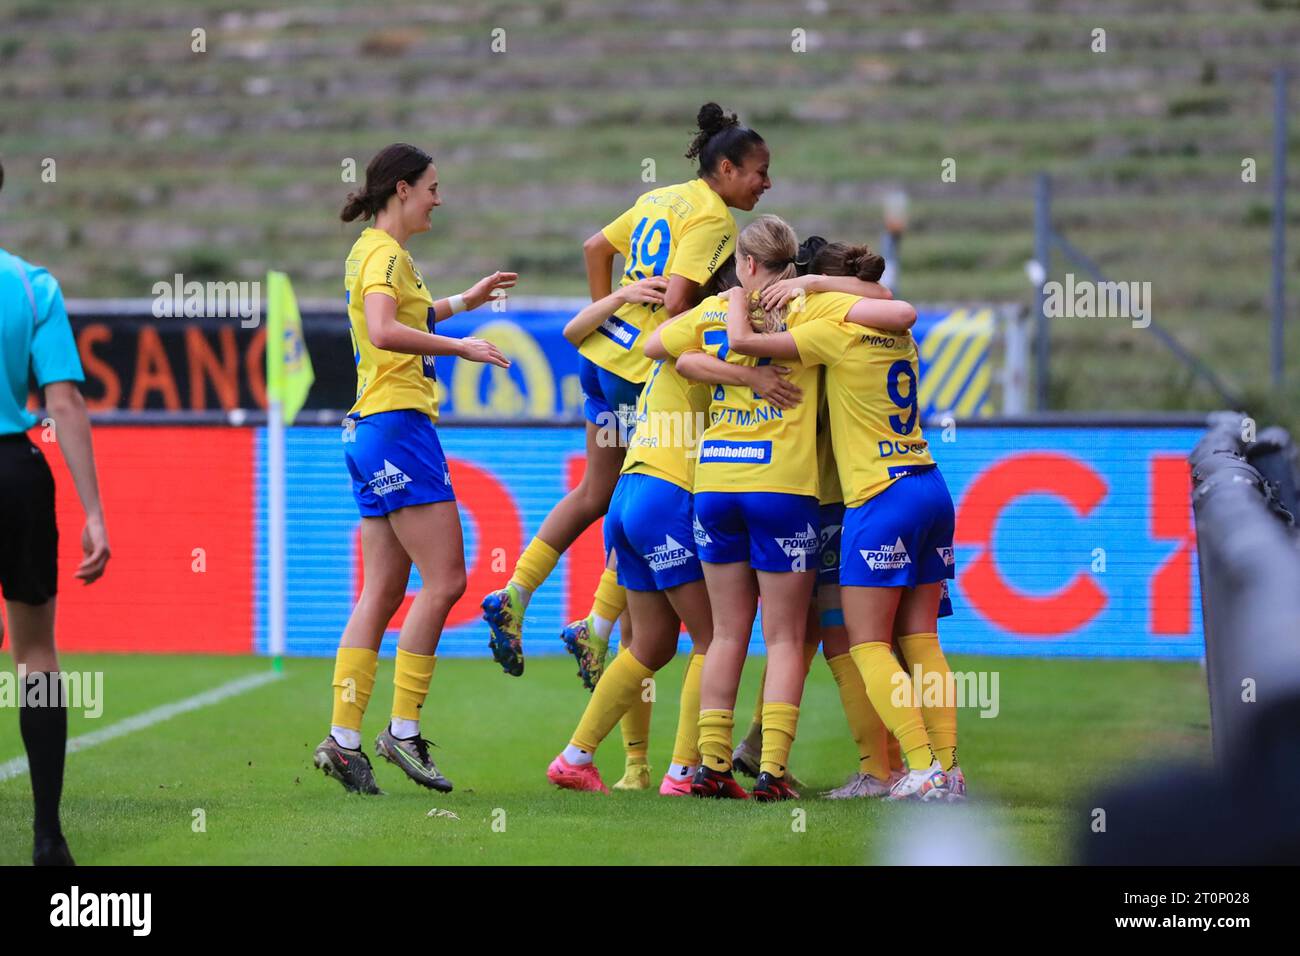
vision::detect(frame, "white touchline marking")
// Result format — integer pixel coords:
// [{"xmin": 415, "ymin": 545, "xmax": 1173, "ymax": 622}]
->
[{"xmin": 0, "ymin": 669, "xmax": 285, "ymax": 782}]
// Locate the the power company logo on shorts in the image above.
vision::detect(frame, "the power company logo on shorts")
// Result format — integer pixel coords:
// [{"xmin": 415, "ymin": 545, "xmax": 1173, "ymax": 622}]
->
[
  {"xmin": 50, "ymin": 886, "xmax": 151, "ymax": 936},
  {"xmin": 692, "ymin": 516, "xmax": 712, "ymax": 548},
  {"xmin": 644, "ymin": 536, "xmax": 694, "ymax": 572},
  {"xmin": 776, "ymin": 524, "xmax": 818, "ymax": 558},
  {"xmin": 596, "ymin": 315, "xmax": 640, "ymax": 350},
  {"xmin": 368, "ymin": 460, "xmax": 411, "ymax": 496},
  {"xmin": 699, "ymin": 440, "xmax": 772, "ymax": 464},
  {"xmin": 860, "ymin": 537, "xmax": 913, "ymax": 571}
]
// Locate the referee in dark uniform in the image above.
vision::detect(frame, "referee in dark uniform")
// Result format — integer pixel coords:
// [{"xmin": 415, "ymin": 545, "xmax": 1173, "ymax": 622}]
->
[{"xmin": 1, "ymin": 158, "xmax": 110, "ymax": 866}]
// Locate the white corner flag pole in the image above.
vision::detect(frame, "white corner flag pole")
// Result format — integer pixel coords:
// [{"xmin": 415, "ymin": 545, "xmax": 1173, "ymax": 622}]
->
[{"xmin": 268, "ymin": 397, "xmax": 287, "ymax": 672}]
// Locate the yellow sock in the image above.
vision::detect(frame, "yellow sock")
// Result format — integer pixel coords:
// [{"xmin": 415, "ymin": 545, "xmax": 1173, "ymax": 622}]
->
[
  {"xmin": 827, "ymin": 653, "xmax": 890, "ymax": 780},
  {"xmin": 620, "ymin": 668, "xmax": 653, "ymax": 763},
  {"xmin": 511, "ymin": 537, "xmax": 561, "ymax": 594},
  {"xmin": 698, "ymin": 708, "xmax": 735, "ymax": 772},
  {"xmin": 590, "ymin": 567, "xmax": 626, "ymax": 622},
  {"xmin": 330, "ymin": 646, "xmax": 379, "ymax": 731},
  {"xmin": 392, "ymin": 648, "xmax": 436, "ymax": 721},
  {"xmin": 759, "ymin": 701, "xmax": 800, "ymax": 777},
  {"xmin": 898, "ymin": 632, "xmax": 959, "ymax": 771},
  {"xmin": 670, "ymin": 653, "xmax": 706, "ymax": 767},
  {"xmin": 570, "ymin": 650, "xmax": 654, "ymax": 753},
  {"xmin": 849, "ymin": 642, "xmax": 934, "ymax": 771}
]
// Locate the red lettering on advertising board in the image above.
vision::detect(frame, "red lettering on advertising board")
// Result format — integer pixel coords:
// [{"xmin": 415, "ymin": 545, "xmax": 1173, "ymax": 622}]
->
[
  {"xmin": 1149, "ymin": 454, "xmax": 1194, "ymax": 635},
  {"xmin": 954, "ymin": 452, "xmax": 1108, "ymax": 635}
]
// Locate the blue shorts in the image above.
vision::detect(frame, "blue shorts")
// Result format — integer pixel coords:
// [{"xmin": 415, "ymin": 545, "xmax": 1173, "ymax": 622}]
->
[
  {"xmin": 344, "ymin": 409, "xmax": 455, "ymax": 517},
  {"xmin": 604, "ymin": 473, "xmax": 703, "ymax": 592},
  {"xmin": 693, "ymin": 491, "xmax": 820, "ymax": 573},
  {"xmin": 817, "ymin": 502, "xmax": 846, "ymax": 585},
  {"xmin": 939, "ymin": 579, "xmax": 954, "ymax": 619},
  {"xmin": 579, "ymin": 355, "xmax": 642, "ymax": 434},
  {"xmin": 841, "ymin": 466, "xmax": 955, "ymax": 588}
]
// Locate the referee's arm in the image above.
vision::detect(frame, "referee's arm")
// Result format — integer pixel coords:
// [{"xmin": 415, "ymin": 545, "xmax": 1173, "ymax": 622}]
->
[{"xmin": 42, "ymin": 380, "xmax": 109, "ymax": 584}]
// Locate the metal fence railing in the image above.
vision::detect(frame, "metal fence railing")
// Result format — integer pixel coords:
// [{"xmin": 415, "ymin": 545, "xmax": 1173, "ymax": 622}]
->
[{"xmin": 1190, "ymin": 412, "xmax": 1300, "ymax": 769}]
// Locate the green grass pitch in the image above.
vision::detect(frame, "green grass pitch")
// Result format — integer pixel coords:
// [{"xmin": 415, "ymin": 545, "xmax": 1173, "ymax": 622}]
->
[{"xmin": 0, "ymin": 652, "xmax": 1209, "ymax": 865}]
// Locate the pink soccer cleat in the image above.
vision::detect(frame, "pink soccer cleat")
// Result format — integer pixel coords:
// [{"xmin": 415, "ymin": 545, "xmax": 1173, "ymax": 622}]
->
[
  {"xmin": 659, "ymin": 771, "xmax": 694, "ymax": 796},
  {"xmin": 547, "ymin": 754, "xmax": 610, "ymax": 794}
]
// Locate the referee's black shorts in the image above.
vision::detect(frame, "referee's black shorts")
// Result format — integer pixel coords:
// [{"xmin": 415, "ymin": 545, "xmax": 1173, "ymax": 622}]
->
[{"xmin": 0, "ymin": 432, "xmax": 59, "ymax": 605}]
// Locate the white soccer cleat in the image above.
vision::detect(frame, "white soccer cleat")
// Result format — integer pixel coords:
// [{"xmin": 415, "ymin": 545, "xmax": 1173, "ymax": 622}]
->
[
  {"xmin": 886, "ymin": 760, "xmax": 948, "ymax": 802},
  {"xmin": 822, "ymin": 771, "xmax": 893, "ymax": 799}
]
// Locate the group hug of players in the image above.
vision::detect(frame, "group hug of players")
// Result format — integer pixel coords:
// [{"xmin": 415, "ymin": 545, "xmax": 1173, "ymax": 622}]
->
[{"xmin": 315, "ymin": 103, "xmax": 964, "ymax": 804}]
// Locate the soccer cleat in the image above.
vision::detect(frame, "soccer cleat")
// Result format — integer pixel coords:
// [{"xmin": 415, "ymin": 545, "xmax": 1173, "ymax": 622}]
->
[
  {"xmin": 944, "ymin": 764, "xmax": 967, "ymax": 802},
  {"xmin": 731, "ymin": 739, "xmax": 762, "ymax": 778},
  {"xmin": 659, "ymin": 770, "xmax": 695, "ymax": 796},
  {"xmin": 822, "ymin": 771, "xmax": 893, "ymax": 799},
  {"xmin": 731, "ymin": 739, "xmax": 803, "ymax": 788},
  {"xmin": 690, "ymin": 765, "xmax": 750, "ymax": 800},
  {"xmin": 374, "ymin": 727, "xmax": 453, "ymax": 793},
  {"xmin": 313, "ymin": 735, "xmax": 383, "ymax": 795},
  {"xmin": 482, "ymin": 586, "xmax": 526, "ymax": 676},
  {"xmin": 547, "ymin": 754, "xmax": 610, "ymax": 794},
  {"xmin": 32, "ymin": 834, "xmax": 75, "ymax": 866},
  {"xmin": 612, "ymin": 759, "xmax": 651, "ymax": 791},
  {"xmin": 560, "ymin": 615, "xmax": 609, "ymax": 691},
  {"xmin": 886, "ymin": 760, "xmax": 948, "ymax": 802},
  {"xmin": 752, "ymin": 771, "xmax": 800, "ymax": 802}
]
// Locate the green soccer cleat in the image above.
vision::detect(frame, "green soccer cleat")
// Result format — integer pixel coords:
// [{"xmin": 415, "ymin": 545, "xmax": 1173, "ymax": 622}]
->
[
  {"xmin": 374, "ymin": 727, "xmax": 454, "ymax": 793},
  {"xmin": 482, "ymin": 585, "xmax": 526, "ymax": 676},
  {"xmin": 560, "ymin": 615, "xmax": 610, "ymax": 691},
  {"xmin": 313, "ymin": 735, "xmax": 383, "ymax": 795}
]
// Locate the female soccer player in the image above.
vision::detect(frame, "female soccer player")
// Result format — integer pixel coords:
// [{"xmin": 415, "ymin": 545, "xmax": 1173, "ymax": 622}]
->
[
  {"xmin": 545, "ymin": 256, "xmax": 803, "ymax": 796},
  {"xmin": 722, "ymin": 248, "xmax": 963, "ymax": 802},
  {"xmin": 729, "ymin": 240, "xmax": 907, "ymax": 797},
  {"xmin": 1, "ymin": 156, "xmax": 111, "ymax": 864},
  {"xmin": 481, "ymin": 102, "xmax": 771, "ymax": 683},
  {"xmin": 313, "ymin": 143, "xmax": 516, "ymax": 795},
  {"xmin": 648, "ymin": 215, "xmax": 918, "ymax": 801}
]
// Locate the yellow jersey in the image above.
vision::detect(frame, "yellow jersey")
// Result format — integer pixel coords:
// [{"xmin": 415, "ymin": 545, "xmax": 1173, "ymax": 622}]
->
[
  {"xmin": 789, "ymin": 319, "xmax": 934, "ymax": 508},
  {"xmin": 345, "ymin": 227, "xmax": 437, "ymax": 421},
  {"xmin": 659, "ymin": 291, "xmax": 862, "ymax": 497},
  {"xmin": 621, "ymin": 358, "xmax": 711, "ymax": 493},
  {"xmin": 581, "ymin": 179, "xmax": 736, "ymax": 384},
  {"xmin": 815, "ymin": 385, "xmax": 843, "ymax": 506}
]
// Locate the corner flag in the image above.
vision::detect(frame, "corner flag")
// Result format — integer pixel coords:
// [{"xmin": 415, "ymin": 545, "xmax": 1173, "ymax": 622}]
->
[{"xmin": 265, "ymin": 270, "xmax": 314, "ymax": 425}]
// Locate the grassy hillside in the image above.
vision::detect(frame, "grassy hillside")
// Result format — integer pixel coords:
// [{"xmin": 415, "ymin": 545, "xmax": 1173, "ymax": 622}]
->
[{"xmin": 1, "ymin": 0, "xmax": 1298, "ymax": 413}]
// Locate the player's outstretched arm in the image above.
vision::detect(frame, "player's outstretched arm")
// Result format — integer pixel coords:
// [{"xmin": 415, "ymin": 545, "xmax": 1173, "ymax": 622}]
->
[
  {"xmin": 674, "ymin": 351, "xmax": 802, "ymax": 410},
  {"xmin": 760, "ymin": 274, "xmax": 892, "ymax": 312},
  {"xmin": 364, "ymin": 292, "xmax": 510, "ymax": 367},
  {"xmin": 562, "ymin": 276, "xmax": 667, "ymax": 346},
  {"xmin": 843, "ymin": 296, "xmax": 916, "ymax": 332},
  {"xmin": 428, "ymin": 271, "xmax": 518, "ymax": 323}
]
